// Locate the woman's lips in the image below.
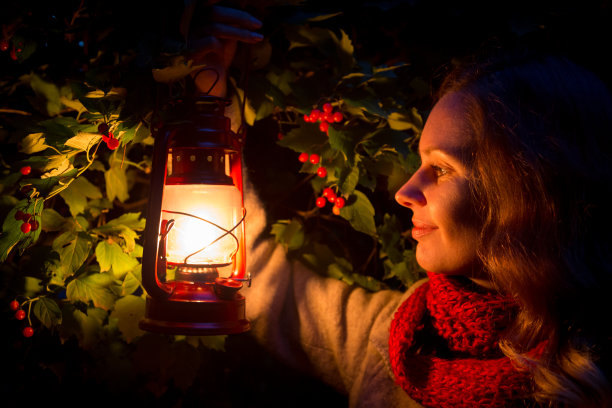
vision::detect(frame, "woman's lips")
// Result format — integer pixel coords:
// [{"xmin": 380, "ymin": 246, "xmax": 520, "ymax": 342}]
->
[{"xmin": 411, "ymin": 220, "xmax": 437, "ymax": 239}]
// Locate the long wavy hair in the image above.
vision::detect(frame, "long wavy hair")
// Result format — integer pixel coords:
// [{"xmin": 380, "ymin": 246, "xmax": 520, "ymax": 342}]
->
[{"xmin": 438, "ymin": 52, "xmax": 612, "ymax": 406}]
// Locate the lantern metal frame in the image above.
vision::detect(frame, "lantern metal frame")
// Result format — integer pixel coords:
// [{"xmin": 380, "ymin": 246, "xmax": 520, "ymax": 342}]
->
[{"xmin": 139, "ymin": 95, "xmax": 250, "ymax": 336}]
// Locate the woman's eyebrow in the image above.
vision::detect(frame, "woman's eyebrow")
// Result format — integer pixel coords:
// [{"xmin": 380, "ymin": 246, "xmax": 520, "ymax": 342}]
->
[{"xmin": 420, "ymin": 146, "xmax": 464, "ymax": 159}]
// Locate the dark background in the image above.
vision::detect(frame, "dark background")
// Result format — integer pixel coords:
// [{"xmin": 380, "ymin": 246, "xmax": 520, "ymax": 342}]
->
[{"xmin": 2, "ymin": 0, "xmax": 611, "ymax": 406}]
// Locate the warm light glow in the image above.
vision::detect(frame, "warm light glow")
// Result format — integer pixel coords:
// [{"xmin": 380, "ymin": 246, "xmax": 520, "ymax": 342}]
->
[{"xmin": 161, "ymin": 184, "xmax": 243, "ymax": 267}]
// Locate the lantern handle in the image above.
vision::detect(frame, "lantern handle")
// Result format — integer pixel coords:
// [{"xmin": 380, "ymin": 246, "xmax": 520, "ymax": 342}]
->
[{"xmin": 141, "ymin": 126, "xmax": 175, "ymax": 299}]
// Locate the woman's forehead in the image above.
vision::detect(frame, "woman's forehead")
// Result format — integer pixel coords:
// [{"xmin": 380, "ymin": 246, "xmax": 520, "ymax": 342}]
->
[{"xmin": 419, "ymin": 91, "xmax": 473, "ymax": 158}]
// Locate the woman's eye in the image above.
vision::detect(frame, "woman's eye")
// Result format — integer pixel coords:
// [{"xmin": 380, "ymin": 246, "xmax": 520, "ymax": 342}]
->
[{"xmin": 431, "ymin": 165, "xmax": 449, "ymax": 177}]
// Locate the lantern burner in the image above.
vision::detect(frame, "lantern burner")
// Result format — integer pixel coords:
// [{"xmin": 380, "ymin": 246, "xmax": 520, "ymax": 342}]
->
[{"xmin": 174, "ymin": 265, "xmax": 220, "ymax": 283}]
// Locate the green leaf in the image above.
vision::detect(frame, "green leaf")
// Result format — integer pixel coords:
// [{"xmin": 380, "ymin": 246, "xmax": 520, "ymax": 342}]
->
[
  {"xmin": 66, "ymin": 272, "xmax": 117, "ymax": 310},
  {"xmin": 340, "ymin": 190, "xmax": 377, "ymax": 237},
  {"xmin": 277, "ymin": 124, "xmax": 329, "ymax": 154},
  {"xmin": 110, "ymin": 295, "xmax": 145, "ymax": 343},
  {"xmin": 0, "ymin": 200, "xmax": 45, "ymax": 261},
  {"xmin": 383, "ymin": 250, "xmax": 424, "ymax": 287},
  {"xmin": 351, "ymin": 273, "xmax": 385, "ymax": 291},
  {"xmin": 41, "ymin": 208, "xmax": 65, "ymax": 232},
  {"xmin": 105, "ymin": 160, "xmax": 129, "ymax": 203},
  {"xmin": 52, "ymin": 230, "xmax": 94, "ymax": 282},
  {"xmin": 59, "ymin": 176, "xmax": 103, "ymax": 216},
  {"xmin": 30, "ymin": 74, "xmax": 62, "ymax": 116},
  {"xmin": 64, "ymin": 132, "xmax": 102, "ymax": 151},
  {"xmin": 377, "ymin": 214, "xmax": 405, "ymax": 263},
  {"xmin": 270, "ymin": 218, "xmax": 304, "ymax": 250},
  {"xmin": 95, "ymin": 212, "xmax": 146, "ymax": 232},
  {"xmin": 33, "ymin": 297, "xmax": 63, "ymax": 328},
  {"xmin": 94, "ymin": 213, "xmax": 145, "ymax": 252},
  {"xmin": 387, "ymin": 108, "xmax": 423, "ymax": 133},
  {"xmin": 95, "ymin": 240, "xmax": 140, "ymax": 279},
  {"xmin": 59, "ymin": 304, "xmax": 107, "ymax": 349},
  {"xmin": 20, "ymin": 132, "xmax": 50, "ymax": 154},
  {"xmin": 344, "ymin": 94, "xmax": 388, "ymax": 119},
  {"xmin": 300, "ymin": 242, "xmax": 336, "ymax": 274},
  {"xmin": 328, "ymin": 127, "xmax": 360, "ymax": 164},
  {"xmin": 121, "ymin": 265, "xmax": 142, "ymax": 296},
  {"xmin": 24, "ymin": 276, "xmax": 44, "ymax": 297},
  {"xmin": 306, "ymin": 11, "xmax": 343, "ymax": 22},
  {"xmin": 339, "ymin": 163, "xmax": 361, "ymax": 195},
  {"xmin": 363, "ymin": 128, "xmax": 413, "ymax": 157},
  {"xmin": 327, "ymin": 256, "xmax": 354, "ymax": 285}
]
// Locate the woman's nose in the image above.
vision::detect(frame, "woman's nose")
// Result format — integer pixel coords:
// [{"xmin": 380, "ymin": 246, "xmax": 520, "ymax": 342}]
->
[{"xmin": 395, "ymin": 172, "xmax": 426, "ymax": 208}]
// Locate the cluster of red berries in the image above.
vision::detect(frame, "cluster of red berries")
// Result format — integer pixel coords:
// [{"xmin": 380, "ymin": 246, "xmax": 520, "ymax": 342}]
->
[
  {"xmin": 98, "ymin": 122, "xmax": 119, "ymax": 150},
  {"xmin": 10, "ymin": 300, "xmax": 34, "ymax": 338},
  {"xmin": 298, "ymin": 152, "xmax": 328, "ymax": 178},
  {"xmin": 1, "ymin": 38, "xmax": 22, "ymax": 61},
  {"xmin": 303, "ymin": 103, "xmax": 344, "ymax": 134},
  {"xmin": 316, "ymin": 187, "xmax": 346, "ymax": 215},
  {"xmin": 15, "ymin": 210, "xmax": 39, "ymax": 234}
]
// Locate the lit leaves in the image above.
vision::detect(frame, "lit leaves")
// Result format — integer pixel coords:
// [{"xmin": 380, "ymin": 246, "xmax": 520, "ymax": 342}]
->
[
  {"xmin": 93, "ymin": 212, "xmax": 145, "ymax": 252},
  {"xmin": 105, "ymin": 159, "xmax": 129, "ymax": 203},
  {"xmin": 0, "ymin": 199, "xmax": 45, "ymax": 262},
  {"xmin": 95, "ymin": 241, "xmax": 140, "ymax": 279},
  {"xmin": 66, "ymin": 271, "xmax": 117, "ymax": 310},
  {"xmin": 110, "ymin": 295, "xmax": 145, "ymax": 343},
  {"xmin": 93, "ymin": 213, "xmax": 144, "ymax": 278},
  {"xmin": 59, "ymin": 176, "xmax": 103, "ymax": 216},
  {"xmin": 51, "ymin": 229, "xmax": 94, "ymax": 284}
]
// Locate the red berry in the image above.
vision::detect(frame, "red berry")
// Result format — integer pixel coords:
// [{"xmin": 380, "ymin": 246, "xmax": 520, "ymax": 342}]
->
[
  {"xmin": 29, "ymin": 219, "xmax": 39, "ymax": 231},
  {"xmin": 327, "ymin": 194, "xmax": 336, "ymax": 204},
  {"xmin": 298, "ymin": 152, "xmax": 309, "ymax": 162},
  {"xmin": 317, "ymin": 167, "xmax": 327, "ymax": 178},
  {"xmin": 309, "ymin": 154, "xmax": 320, "ymax": 164},
  {"xmin": 15, "ymin": 310, "xmax": 26, "ymax": 320},
  {"xmin": 303, "ymin": 114, "xmax": 311, "ymax": 123},
  {"xmin": 20, "ymin": 166, "xmax": 31, "ymax": 175},
  {"xmin": 98, "ymin": 123, "xmax": 109, "ymax": 134},
  {"xmin": 316, "ymin": 197, "xmax": 326, "ymax": 208},
  {"xmin": 322, "ymin": 187, "xmax": 334, "ymax": 198},
  {"xmin": 21, "ymin": 222, "xmax": 31, "ymax": 234},
  {"xmin": 22, "ymin": 327, "xmax": 34, "ymax": 338},
  {"xmin": 319, "ymin": 121, "xmax": 329, "ymax": 133},
  {"xmin": 10, "ymin": 47, "xmax": 17, "ymax": 60},
  {"xmin": 332, "ymin": 206, "xmax": 341, "ymax": 216},
  {"xmin": 333, "ymin": 112, "xmax": 344, "ymax": 122},
  {"xmin": 9, "ymin": 300, "xmax": 19, "ymax": 311},
  {"xmin": 15, "ymin": 210, "xmax": 25, "ymax": 220},
  {"xmin": 103, "ymin": 132, "xmax": 120, "ymax": 150},
  {"xmin": 277, "ymin": 132, "xmax": 284, "ymax": 140},
  {"xmin": 0, "ymin": 39, "xmax": 8, "ymax": 52},
  {"xmin": 335, "ymin": 197, "xmax": 346, "ymax": 209},
  {"xmin": 310, "ymin": 109, "xmax": 321, "ymax": 121},
  {"xmin": 323, "ymin": 103, "xmax": 333, "ymax": 113}
]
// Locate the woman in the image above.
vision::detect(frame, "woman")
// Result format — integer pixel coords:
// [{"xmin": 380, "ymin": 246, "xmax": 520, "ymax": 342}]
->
[
  {"xmin": 391, "ymin": 54, "xmax": 612, "ymax": 407},
  {"xmin": 184, "ymin": 5, "xmax": 612, "ymax": 407}
]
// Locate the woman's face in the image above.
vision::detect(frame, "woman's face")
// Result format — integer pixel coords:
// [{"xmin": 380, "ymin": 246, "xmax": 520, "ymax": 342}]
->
[{"xmin": 395, "ymin": 91, "xmax": 483, "ymax": 279}]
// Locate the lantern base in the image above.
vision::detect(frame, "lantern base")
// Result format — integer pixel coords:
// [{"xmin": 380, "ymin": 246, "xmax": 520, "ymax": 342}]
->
[{"xmin": 139, "ymin": 285, "xmax": 250, "ymax": 336}]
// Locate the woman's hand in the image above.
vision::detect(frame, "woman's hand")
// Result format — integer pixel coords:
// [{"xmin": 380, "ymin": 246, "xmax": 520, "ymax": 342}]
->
[{"xmin": 180, "ymin": 1, "xmax": 263, "ymax": 96}]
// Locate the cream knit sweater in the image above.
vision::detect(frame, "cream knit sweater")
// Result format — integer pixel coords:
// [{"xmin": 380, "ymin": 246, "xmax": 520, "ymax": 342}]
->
[{"xmin": 242, "ymin": 179, "xmax": 425, "ymax": 408}]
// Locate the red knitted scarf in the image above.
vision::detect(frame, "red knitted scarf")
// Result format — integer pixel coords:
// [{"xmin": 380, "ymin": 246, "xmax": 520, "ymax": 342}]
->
[{"xmin": 389, "ymin": 272, "xmax": 546, "ymax": 408}]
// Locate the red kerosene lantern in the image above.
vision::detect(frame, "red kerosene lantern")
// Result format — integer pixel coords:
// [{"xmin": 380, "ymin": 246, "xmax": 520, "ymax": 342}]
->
[{"xmin": 139, "ymin": 95, "xmax": 250, "ymax": 335}]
